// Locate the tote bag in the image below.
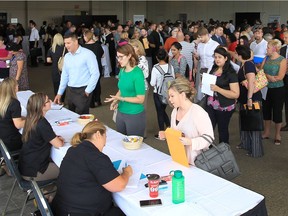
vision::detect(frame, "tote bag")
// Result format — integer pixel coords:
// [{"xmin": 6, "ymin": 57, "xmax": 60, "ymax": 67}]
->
[
  {"xmin": 194, "ymin": 134, "xmax": 240, "ymax": 181},
  {"xmin": 57, "ymin": 47, "xmax": 66, "ymax": 73}
]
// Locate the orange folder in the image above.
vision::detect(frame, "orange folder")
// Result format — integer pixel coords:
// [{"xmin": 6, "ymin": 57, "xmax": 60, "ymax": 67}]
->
[{"xmin": 164, "ymin": 128, "xmax": 189, "ymax": 167}]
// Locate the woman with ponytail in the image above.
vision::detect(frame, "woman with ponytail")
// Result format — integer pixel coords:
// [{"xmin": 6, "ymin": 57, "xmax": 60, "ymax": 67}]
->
[{"xmin": 52, "ymin": 121, "xmax": 133, "ymax": 216}]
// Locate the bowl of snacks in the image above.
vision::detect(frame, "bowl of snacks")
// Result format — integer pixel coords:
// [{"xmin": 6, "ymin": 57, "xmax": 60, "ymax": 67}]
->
[
  {"xmin": 77, "ymin": 114, "xmax": 95, "ymax": 125},
  {"xmin": 122, "ymin": 136, "xmax": 143, "ymax": 150}
]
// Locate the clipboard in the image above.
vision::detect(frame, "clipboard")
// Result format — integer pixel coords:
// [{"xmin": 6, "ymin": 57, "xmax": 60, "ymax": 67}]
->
[{"xmin": 164, "ymin": 128, "xmax": 189, "ymax": 167}]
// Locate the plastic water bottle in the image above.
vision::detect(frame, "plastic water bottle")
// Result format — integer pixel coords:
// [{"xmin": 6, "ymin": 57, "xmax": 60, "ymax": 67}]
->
[{"xmin": 170, "ymin": 170, "xmax": 185, "ymax": 204}]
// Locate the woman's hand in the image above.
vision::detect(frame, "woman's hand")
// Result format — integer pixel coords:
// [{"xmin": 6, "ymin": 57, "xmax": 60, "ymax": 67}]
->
[
  {"xmin": 210, "ymin": 84, "xmax": 220, "ymax": 92},
  {"xmin": 247, "ymin": 98, "xmax": 253, "ymax": 108},
  {"xmin": 158, "ymin": 131, "xmax": 166, "ymax": 140},
  {"xmin": 104, "ymin": 95, "xmax": 119, "ymax": 110},
  {"xmin": 179, "ymin": 137, "xmax": 192, "ymax": 146},
  {"xmin": 122, "ymin": 165, "xmax": 133, "ymax": 177}
]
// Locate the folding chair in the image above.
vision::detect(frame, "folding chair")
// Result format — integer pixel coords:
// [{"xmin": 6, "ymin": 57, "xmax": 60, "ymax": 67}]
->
[
  {"xmin": 0, "ymin": 139, "xmax": 55, "ymax": 216},
  {"xmin": 30, "ymin": 180, "xmax": 54, "ymax": 216}
]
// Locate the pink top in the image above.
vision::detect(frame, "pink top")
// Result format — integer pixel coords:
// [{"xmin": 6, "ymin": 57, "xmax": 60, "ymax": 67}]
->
[
  {"xmin": 0, "ymin": 46, "xmax": 8, "ymax": 68},
  {"xmin": 170, "ymin": 104, "xmax": 214, "ymax": 165}
]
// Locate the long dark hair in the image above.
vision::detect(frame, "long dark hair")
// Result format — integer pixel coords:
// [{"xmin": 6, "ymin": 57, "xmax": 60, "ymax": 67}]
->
[
  {"xmin": 22, "ymin": 93, "xmax": 46, "ymax": 142},
  {"xmin": 210, "ymin": 47, "xmax": 235, "ymax": 79}
]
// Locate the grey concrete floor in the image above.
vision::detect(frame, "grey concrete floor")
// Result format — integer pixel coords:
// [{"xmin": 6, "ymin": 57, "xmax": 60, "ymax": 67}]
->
[{"xmin": 1, "ymin": 62, "xmax": 288, "ymax": 215}]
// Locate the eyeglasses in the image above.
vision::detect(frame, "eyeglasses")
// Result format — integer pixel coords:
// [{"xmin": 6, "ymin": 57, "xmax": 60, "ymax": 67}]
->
[{"xmin": 116, "ymin": 55, "xmax": 126, "ymax": 61}]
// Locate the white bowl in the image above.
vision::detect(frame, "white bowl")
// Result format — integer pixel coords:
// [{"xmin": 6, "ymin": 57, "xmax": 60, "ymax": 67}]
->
[
  {"xmin": 77, "ymin": 114, "xmax": 95, "ymax": 125},
  {"xmin": 122, "ymin": 136, "xmax": 143, "ymax": 150}
]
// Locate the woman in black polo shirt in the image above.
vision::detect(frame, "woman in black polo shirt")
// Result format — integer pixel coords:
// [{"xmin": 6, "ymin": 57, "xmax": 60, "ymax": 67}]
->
[
  {"xmin": 19, "ymin": 93, "xmax": 64, "ymax": 181},
  {"xmin": 206, "ymin": 47, "xmax": 240, "ymax": 144},
  {"xmin": 0, "ymin": 77, "xmax": 25, "ymax": 175},
  {"xmin": 52, "ymin": 121, "xmax": 133, "ymax": 216}
]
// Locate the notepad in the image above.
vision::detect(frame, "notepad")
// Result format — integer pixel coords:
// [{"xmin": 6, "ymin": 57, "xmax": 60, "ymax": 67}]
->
[{"xmin": 165, "ymin": 128, "xmax": 189, "ymax": 167}]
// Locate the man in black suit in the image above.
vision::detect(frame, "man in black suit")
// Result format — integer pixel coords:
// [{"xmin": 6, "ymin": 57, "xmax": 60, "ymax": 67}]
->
[
  {"xmin": 211, "ymin": 25, "xmax": 227, "ymax": 47},
  {"xmin": 280, "ymin": 30, "xmax": 288, "ymax": 131}
]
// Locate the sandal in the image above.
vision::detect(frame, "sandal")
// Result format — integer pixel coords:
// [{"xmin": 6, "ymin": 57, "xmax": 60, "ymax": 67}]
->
[{"xmin": 274, "ymin": 139, "xmax": 281, "ymax": 145}]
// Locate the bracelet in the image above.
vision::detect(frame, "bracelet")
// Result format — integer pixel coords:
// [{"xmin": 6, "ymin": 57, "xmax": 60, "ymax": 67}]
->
[
  {"xmin": 121, "ymin": 97, "xmax": 125, "ymax": 102},
  {"xmin": 247, "ymin": 98, "xmax": 252, "ymax": 100}
]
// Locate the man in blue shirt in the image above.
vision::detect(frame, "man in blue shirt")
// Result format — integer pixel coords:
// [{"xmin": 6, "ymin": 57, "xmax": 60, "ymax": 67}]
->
[{"xmin": 54, "ymin": 33, "xmax": 99, "ymax": 114}]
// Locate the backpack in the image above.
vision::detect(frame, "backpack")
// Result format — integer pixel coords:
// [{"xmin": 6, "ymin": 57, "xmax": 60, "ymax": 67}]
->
[{"xmin": 155, "ymin": 64, "xmax": 175, "ymax": 104}]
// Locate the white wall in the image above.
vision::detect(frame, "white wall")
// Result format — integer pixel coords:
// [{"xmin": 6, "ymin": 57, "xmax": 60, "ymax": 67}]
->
[{"xmin": 1, "ymin": 1, "xmax": 287, "ymax": 29}]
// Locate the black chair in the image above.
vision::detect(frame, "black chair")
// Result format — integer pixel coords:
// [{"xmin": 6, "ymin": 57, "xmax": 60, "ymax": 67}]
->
[
  {"xmin": 0, "ymin": 139, "xmax": 55, "ymax": 216},
  {"xmin": 31, "ymin": 180, "xmax": 54, "ymax": 216}
]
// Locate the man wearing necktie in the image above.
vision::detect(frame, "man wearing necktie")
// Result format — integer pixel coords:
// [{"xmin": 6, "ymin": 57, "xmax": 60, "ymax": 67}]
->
[{"xmin": 211, "ymin": 25, "xmax": 227, "ymax": 47}]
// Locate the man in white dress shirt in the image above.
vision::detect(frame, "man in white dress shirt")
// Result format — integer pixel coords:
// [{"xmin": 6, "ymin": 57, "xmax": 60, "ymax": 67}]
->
[
  {"xmin": 193, "ymin": 27, "xmax": 219, "ymax": 101},
  {"xmin": 29, "ymin": 20, "xmax": 40, "ymax": 67}
]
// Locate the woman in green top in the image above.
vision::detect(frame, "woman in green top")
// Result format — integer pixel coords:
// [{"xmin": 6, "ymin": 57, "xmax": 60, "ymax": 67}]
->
[
  {"xmin": 105, "ymin": 44, "xmax": 146, "ymax": 137},
  {"xmin": 261, "ymin": 39, "xmax": 286, "ymax": 145}
]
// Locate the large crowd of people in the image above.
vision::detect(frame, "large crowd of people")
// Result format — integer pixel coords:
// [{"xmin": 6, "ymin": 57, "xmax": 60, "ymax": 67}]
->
[{"xmin": 0, "ymin": 16, "xmax": 288, "ymax": 215}]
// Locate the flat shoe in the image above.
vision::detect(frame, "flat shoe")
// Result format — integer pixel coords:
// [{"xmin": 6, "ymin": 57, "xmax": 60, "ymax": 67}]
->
[
  {"xmin": 274, "ymin": 139, "xmax": 281, "ymax": 145},
  {"xmin": 236, "ymin": 144, "xmax": 244, "ymax": 149},
  {"xmin": 262, "ymin": 136, "xmax": 269, "ymax": 139}
]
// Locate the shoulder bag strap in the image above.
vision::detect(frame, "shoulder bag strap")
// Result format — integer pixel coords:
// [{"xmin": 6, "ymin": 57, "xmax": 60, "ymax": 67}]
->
[
  {"xmin": 155, "ymin": 64, "xmax": 166, "ymax": 75},
  {"xmin": 61, "ymin": 47, "xmax": 66, "ymax": 57}
]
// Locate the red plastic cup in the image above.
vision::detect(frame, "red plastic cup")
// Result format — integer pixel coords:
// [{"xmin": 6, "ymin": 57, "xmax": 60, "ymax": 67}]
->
[{"xmin": 146, "ymin": 174, "xmax": 160, "ymax": 198}]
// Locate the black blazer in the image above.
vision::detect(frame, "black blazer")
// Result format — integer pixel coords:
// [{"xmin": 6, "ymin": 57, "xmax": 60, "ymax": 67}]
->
[
  {"xmin": 211, "ymin": 35, "xmax": 227, "ymax": 47},
  {"xmin": 280, "ymin": 45, "xmax": 287, "ymax": 58}
]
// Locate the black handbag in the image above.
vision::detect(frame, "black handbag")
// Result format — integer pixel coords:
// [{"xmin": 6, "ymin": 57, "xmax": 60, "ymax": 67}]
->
[
  {"xmin": 30, "ymin": 48, "xmax": 42, "ymax": 57},
  {"xmin": 194, "ymin": 134, "xmax": 240, "ymax": 181},
  {"xmin": 240, "ymin": 102, "xmax": 264, "ymax": 131}
]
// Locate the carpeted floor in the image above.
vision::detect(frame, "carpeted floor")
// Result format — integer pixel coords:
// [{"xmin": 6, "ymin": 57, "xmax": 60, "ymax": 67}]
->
[{"xmin": 1, "ymin": 62, "xmax": 287, "ymax": 215}]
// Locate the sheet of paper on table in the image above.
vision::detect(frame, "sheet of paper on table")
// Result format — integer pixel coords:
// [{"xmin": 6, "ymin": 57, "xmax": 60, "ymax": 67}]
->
[
  {"xmin": 165, "ymin": 128, "xmax": 189, "ymax": 167},
  {"xmin": 51, "ymin": 103, "xmax": 64, "ymax": 110},
  {"xmin": 116, "ymin": 160, "xmax": 143, "ymax": 188},
  {"xmin": 201, "ymin": 73, "xmax": 217, "ymax": 96}
]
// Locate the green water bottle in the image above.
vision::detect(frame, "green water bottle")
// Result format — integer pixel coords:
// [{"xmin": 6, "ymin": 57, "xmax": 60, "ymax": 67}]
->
[{"xmin": 170, "ymin": 170, "xmax": 185, "ymax": 204}]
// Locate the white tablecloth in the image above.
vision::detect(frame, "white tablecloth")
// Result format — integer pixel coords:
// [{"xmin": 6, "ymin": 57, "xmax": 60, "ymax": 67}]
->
[{"xmin": 17, "ymin": 90, "xmax": 265, "ymax": 216}]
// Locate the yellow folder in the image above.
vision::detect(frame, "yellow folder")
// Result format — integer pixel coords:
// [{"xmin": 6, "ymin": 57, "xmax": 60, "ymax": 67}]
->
[{"xmin": 164, "ymin": 128, "xmax": 189, "ymax": 167}]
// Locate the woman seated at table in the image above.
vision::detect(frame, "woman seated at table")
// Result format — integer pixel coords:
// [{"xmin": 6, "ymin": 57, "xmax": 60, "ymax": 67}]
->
[
  {"xmin": 52, "ymin": 121, "xmax": 133, "ymax": 216},
  {"xmin": 0, "ymin": 77, "xmax": 25, "ymax": 175},
  {"xmin": 19, "ymin": 93, "xmax": 64, "ymax": 181},
  {"xmin": 159, "ymin": 77, "xmax": 214, "ymax": 165}
]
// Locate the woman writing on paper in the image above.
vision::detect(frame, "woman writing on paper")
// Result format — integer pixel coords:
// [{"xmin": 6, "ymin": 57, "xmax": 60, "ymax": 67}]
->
[
  {"xmin": 235, "ymin": 45, "xmax": 264, "ymax": 157},
  {"xmin": 52, "ymin": 121, "xmax": 132, "ymax": 216},
  {"xmin": 159, "ymin": 77, "xmax": 214, "ymax": 165}
]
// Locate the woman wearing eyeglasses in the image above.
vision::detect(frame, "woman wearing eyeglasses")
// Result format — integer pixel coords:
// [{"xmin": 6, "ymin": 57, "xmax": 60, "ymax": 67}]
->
[
  {"xmin": 19, "ymin": 93, "xmax": 64, "ymax": 181},
  {"xmin": 105, "ymin": 44, "xmax": 146, "ymax": 137}
]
